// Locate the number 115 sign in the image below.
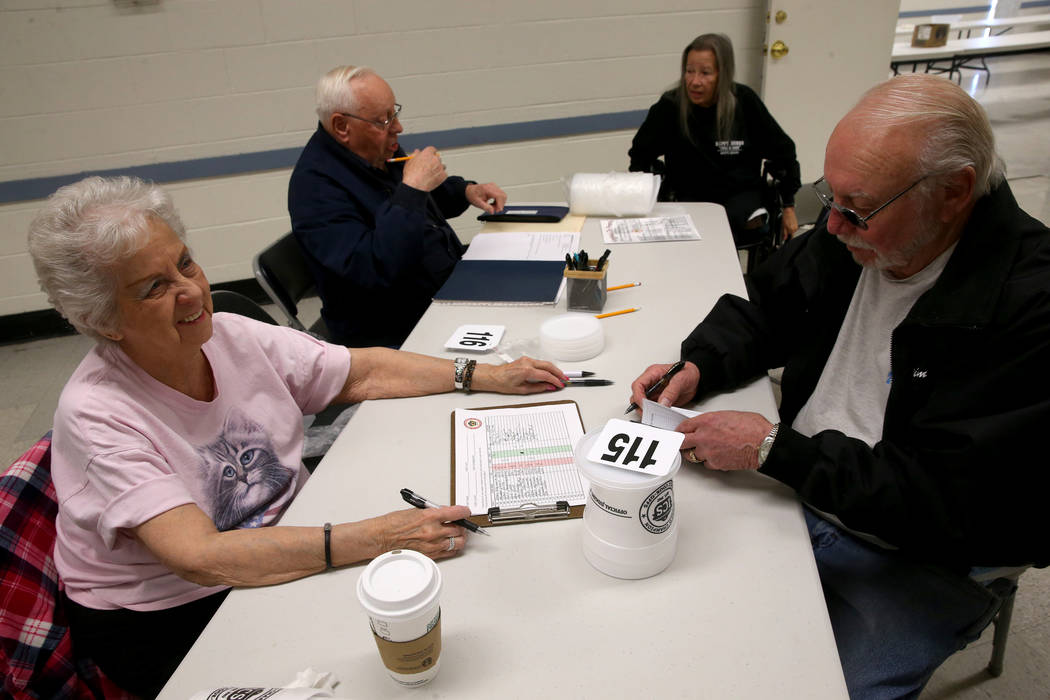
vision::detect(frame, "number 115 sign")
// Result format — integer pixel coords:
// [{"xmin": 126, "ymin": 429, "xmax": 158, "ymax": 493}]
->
[{"xmin": 586, "ymin": 419, "xmax": 684, "ymax": 477}]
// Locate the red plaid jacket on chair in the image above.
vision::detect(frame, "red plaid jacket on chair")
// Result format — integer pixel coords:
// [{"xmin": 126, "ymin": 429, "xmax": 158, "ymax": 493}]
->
[{"xmin": 1, "ymin": 433, "xmax": 134, "ymax": 699}]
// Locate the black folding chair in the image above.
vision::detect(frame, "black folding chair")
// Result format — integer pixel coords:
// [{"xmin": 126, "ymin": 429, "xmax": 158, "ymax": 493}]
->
[
  {"xmin": 210, "ymin": 289, "xmax": 278, "ymax": 326},
  {"xmin": 739, "ymin": 161, "xmax": 788, "ymax": 274},
  {"xmin": 252, "ymin": 232, "xmax": 330, "ymax": 340}
]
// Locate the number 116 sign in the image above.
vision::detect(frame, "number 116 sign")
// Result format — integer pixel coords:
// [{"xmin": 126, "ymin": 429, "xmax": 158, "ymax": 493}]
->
[
  {"xmin": 444, "ymin": 324, "xmax": 506, "ymax": 352},
  {"xmin": 586, "ymin": 419, "xmax": 684, "ymax": 477}
]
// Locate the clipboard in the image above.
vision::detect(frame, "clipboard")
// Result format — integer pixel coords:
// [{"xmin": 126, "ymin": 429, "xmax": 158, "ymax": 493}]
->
[{"xmin": 450, "ymin": 399, "xmax": 586, "ymax": 527}]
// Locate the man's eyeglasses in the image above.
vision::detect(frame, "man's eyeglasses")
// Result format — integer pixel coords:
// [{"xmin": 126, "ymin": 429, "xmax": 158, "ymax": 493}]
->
[
  {"xmin": 811, "ymin": 175, "xmax": 926, "ymax": 230},
  {"xmin": 337, "ymin": 103, "xmax": 402, "ymax": 130}
]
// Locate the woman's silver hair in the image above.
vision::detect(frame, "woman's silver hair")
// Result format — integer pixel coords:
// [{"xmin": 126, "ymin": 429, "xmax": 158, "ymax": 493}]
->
[
  {"xmin": 677, "ymin": 33, "xmax": 737, "ymax": 143},
  {"xmin": 315, "ymin": 65, "xmax": 376, "ymax": 124},
  {"xmin": 854, "ymin": 74, "xmax": 1005, "ymax": 197},
  {"xmin": 27, "ymin": 175, "xmax": 187, "ymax": 342}
]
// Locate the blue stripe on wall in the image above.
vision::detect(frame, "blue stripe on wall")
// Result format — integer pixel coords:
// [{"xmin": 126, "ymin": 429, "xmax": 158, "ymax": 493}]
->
[
  {"xmin": 0, "ymin": 109, "xmax": 648, "ymax": 205},
  {"xmin": 900, "ymin": 1, "xmax": 1050, "ymax": 17}
]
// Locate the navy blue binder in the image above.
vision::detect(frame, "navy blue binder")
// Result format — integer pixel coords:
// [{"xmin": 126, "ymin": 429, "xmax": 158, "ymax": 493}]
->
[{"xmin": 432, "ymin": 260, "xmax": 566, "ymax": 305}]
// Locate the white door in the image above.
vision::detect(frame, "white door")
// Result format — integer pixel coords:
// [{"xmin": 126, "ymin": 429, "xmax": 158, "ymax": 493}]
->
[{"xmin": 761, "ymin": 0, "xmax": 900, "ymax": 182}]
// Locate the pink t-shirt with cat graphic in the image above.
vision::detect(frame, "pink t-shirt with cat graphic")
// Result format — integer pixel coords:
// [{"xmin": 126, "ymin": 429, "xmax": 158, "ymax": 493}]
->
[{"xmin": 51, "ymin": 313, "xmax": 351, "ymax": 611}]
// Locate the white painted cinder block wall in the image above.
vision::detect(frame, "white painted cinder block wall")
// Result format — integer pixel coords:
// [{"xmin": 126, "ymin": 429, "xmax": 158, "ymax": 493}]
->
[{"xmin": 0, "ymin": 0, "xmax": 769, "ymax": 317}]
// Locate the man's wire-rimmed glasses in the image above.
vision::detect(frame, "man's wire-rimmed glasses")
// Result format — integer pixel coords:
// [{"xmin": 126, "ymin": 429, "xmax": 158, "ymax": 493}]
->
[
  {"xmin": 338, "ymin": 103, "xmax": 402, "ymax": 130},
  {"xmin": 811, "ymin": 175, "xmax": 927, "ymax": 230}
]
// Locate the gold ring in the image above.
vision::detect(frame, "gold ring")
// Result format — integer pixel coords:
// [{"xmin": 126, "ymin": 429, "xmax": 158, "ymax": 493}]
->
[{"xmin": 686, "ymin": 449, "xmax": 703, "ymax": 464}]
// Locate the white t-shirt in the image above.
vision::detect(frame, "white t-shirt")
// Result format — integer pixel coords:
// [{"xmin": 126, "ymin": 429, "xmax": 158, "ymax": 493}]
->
[{"xmin": 51, "ymin": 313, "xmax": 351, "ymax": 611}]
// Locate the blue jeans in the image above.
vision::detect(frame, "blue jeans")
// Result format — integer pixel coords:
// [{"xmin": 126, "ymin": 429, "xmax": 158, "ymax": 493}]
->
[{"xmin": 805, "ymin": 509, "xmax": 1003, "ymax": 700}]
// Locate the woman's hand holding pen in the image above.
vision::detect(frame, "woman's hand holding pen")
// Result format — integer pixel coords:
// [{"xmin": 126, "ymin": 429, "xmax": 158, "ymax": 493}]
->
[
  {"xmin": 367, "ymin": 506, "xmax": 471, "ymax": 560},
  {"xmin": 402, "ymin": 146, "xmax": 448, "ymax": 191},
  {"xmin": 473, "ymin": 356, "xmax": 568, "ymax": 394},
  {"xmin": 629, "ymin": 361, "xmax": 700, "ymax": 412}
]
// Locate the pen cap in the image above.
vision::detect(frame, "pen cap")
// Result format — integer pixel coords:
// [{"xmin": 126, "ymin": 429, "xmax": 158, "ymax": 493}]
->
[{"xmin": 357, "ymin": 549, "xmax": 442, "ymax": 620}]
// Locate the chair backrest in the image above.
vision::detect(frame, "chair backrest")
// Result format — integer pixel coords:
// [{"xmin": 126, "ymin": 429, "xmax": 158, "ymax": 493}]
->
[
  {"xmin": 210, "ymin": 289, "xmax": 278, "ymax": 326},
  {"xmin": 793, "ymin": 182, "xmax": 827, "ymax": 229},
  {"xmin": 0, "ymin": 433, "xmax": 133, "ymax": 699},
  {"xmin": 252, "ymin": 232, "xmax": 317, "ymax": 332}
]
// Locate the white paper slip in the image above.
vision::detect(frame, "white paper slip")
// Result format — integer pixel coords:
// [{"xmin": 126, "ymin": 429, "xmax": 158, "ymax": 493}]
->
[
  {"xmin": 444, "ymin": 324, "xmax": 505, "ymax": 352},
  {"xmin": 463, "ymin": 231, "xmax": 580, "ymax": 260},
  {"xmin": 641, "ymin": 399, "xmax": 700, "ymax": 431},
  {"xmin": 600, "ymin": 215, "xmax": 700, "ymax": 244},
  {"xmin": 586, "ymin": 418, "xmax": 684, "ymax": 477}
]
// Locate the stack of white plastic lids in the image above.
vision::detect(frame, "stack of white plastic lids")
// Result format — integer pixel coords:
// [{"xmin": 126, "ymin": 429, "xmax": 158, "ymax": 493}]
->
[
  {"xmin": 540, "ymin": 313, "xmax": 604, "ymax": 361},
  {"xmin": 568, "ymin": 172, "xmax": 660, "ymax": 217}
]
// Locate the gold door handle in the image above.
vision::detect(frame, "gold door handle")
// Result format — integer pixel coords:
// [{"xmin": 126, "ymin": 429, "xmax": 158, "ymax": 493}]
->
[{"xmin": 770, "ymin": 40, "xmax": 789, "ymax": 59}]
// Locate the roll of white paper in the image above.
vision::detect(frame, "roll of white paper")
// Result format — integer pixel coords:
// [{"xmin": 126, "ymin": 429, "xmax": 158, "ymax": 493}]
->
[{"xmin": 568, "ymin": 172, "xmax": 660, "ymax": 217}]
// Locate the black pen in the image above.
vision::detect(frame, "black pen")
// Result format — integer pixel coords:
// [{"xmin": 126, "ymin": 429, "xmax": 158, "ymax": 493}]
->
[
  {"xmin": 625, "ymin": 360, "xmax": 686, "ymax": 414},
  {"xmin": 400, "ymin": 488, "xmax": 489, "ymax": 535},
  {"xmin": 596, "ymin": 248, "xmax": 611, "ymax": 270},
  {"xmin": 565, "ymin": 253, "xmax": 575, "ymax": 270},
  {"xmin": 565, "ymin": 378, "xmax": 613, "ymax": 386}
]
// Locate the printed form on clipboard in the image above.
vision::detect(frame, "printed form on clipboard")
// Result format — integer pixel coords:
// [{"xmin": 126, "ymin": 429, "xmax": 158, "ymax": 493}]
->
[{"xmin": 451, "ymin": 400, "xmax": 587, "ymax": 527}]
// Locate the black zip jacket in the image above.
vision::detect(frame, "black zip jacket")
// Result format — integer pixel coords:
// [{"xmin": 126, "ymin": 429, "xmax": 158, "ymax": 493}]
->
[{"xmin": 681, "ymin": 182, "xmax": 1050, "ymax": 569}]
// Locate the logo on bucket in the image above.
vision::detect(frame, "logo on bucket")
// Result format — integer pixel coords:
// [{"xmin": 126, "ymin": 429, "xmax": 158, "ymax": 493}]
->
[
  {"xmin": 639, "ymin": 480, "xmax": 674, "ymax": 534},
  {"xmin": 589, "ymin": 489, "xmax": 631, "ymax": 518}
]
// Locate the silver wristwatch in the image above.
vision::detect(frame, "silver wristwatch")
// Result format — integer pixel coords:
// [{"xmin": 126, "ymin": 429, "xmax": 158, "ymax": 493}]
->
[
  {"xmin": 453, "ymin": 357, "xmax": 469, "ymax": 390},
  {"xmin": 757, "ymin": 423, "xmax": 780, "ymax": 468}
]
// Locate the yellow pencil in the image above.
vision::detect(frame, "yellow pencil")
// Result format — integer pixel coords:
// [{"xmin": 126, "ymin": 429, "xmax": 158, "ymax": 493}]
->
[
  {"xmin": 595, "ymin": 307, "xmax": 641, "ymax": 319},
  {"xmin": 607, "ymin": 282, "xmax": 642, "ymax": 291},
  {"xmin": 386, "ymin": 155, "xmax": 415, "ymax": 163}
]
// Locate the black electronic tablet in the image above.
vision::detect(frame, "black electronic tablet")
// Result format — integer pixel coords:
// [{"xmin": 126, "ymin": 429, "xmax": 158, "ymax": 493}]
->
[{"xmin": 477, "ymin": 205, "xmax": 570, "ymax": 223}]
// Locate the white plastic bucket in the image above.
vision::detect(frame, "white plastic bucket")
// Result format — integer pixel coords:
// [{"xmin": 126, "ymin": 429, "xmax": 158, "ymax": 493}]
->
[{"xmin": 574, "ymin": 429, "xmax": 681, "ymax": 579}]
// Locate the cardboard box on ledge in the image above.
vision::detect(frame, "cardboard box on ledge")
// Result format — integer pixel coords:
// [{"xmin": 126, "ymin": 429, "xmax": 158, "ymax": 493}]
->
[{"xmin": 912, "ymin": 23, "xmax": 949, "ymax": 48}]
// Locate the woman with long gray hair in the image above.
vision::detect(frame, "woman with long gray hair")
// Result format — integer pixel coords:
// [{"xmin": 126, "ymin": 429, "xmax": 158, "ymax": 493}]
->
[{"xmin": 629, "ymin": 33, "xmax": 802, "ymax": 245}]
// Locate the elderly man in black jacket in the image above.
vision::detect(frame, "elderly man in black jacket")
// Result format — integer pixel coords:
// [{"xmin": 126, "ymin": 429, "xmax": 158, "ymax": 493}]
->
[{"xmin": 630, "ymin": 74, "xmax": 1050, "ymax": 699}]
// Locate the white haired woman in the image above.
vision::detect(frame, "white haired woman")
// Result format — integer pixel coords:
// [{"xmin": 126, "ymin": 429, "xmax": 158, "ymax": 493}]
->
[
  {"xmin": 629, "ymin": 33, "xmax": 802, "ymax": 245},
  {"xmin": 28, "ymin": 176, "xmax": 568, "ymax": 698}
]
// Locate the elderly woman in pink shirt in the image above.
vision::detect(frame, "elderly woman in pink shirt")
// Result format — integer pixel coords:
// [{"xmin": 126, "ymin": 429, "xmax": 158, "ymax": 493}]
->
[{"xmin": 28, "ymin": 175, "xmax": 567, "ymax": 697}]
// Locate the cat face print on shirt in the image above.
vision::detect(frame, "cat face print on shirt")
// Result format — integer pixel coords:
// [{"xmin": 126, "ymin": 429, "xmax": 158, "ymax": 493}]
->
[{"xmin": 196, "ymin": 409, "xmax": 296, "ymax": 531}]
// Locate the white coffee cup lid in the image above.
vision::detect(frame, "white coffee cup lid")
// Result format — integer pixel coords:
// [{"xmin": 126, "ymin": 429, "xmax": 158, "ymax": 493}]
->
[{"xmin": 357, "ymin": 549, "xmax": 442, "ymax": 619}]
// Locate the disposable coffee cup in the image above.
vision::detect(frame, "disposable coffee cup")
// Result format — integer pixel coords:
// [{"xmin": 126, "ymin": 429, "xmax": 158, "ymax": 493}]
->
[{"xmin": 356, "ymin": 549, "xmax": 443, "ymax": 687}]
